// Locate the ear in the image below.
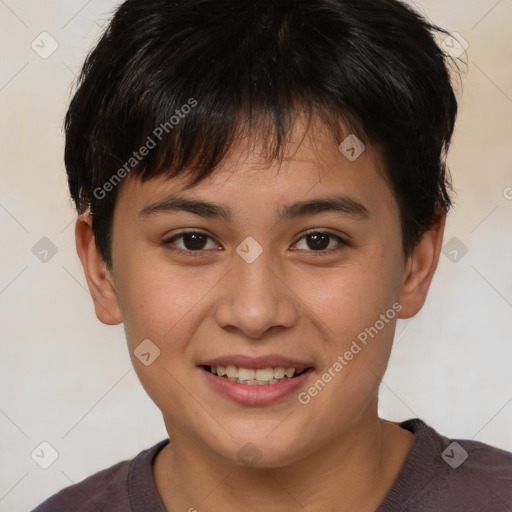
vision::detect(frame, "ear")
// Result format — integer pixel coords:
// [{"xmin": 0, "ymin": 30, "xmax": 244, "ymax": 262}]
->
[
  {"xmin": 75, "ymin": 213, "xmax": 122, "ymax": 325},
  {"xmin": 398, "ymin": 210, "xmax": 446, "ymax": 319}
]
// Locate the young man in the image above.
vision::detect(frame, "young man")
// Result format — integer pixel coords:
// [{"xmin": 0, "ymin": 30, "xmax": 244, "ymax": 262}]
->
[{"xmin": 33, "ymin": 0, "xmax": 512, "ymax": 510}]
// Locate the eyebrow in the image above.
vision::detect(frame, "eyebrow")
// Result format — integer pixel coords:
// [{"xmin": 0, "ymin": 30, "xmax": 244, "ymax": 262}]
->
[{"xmin": 139, "ymin": 194, "xmax": 370, "ymax": 222}]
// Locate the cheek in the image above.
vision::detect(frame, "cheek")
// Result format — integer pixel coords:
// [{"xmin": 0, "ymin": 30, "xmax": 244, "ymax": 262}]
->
[
  {"xmin": 294, "ymin": 265, "xmax": 400, "ymax": 431},
  {"xmin": 300, "ymin": 251, "xmax": 401, "ymax": 343},
  {"xmin": 113, "ymin": 252, "xmax": 214, "ymax": 346},
  {"xmin": 114, "ymin": 255, "xmax": 214, "ymax": 420}
]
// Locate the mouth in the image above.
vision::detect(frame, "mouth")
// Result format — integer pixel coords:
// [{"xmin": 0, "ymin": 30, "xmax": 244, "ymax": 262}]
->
[
  {"xmin": 202, "ymin": 364, "xmax": 312, "ymax": 385},
  {"xmin": 198, "ymin": 355, "xmax": 315, "ymax": 405}
]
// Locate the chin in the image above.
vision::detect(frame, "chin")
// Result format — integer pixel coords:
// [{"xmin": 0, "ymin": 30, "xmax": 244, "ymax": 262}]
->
[{"xmin": 209, "ymin": 430, "xmax": 309, "ymax": 469}]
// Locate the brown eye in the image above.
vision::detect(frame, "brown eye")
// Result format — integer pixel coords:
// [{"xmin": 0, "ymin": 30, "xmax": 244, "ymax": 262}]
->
[
  {"xmin": 306, "ymin": 233, "xmax": 330, "ymax": 250},
  {"xmin": 163, "ymin": 231, "xmax": 220, "ymax": 255},
  {"xmin": 292, "ymin": 231, "xmax": 350, "ymax": 253},
  {"xmin": 179, "ymin": 233, "xmax": 208, "ymax": 251}
]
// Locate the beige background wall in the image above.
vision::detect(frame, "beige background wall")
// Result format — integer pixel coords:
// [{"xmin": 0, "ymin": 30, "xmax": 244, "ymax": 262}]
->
[{"xmin": 1, "ymin": 1, "xmax": 511, "ymax": 510}]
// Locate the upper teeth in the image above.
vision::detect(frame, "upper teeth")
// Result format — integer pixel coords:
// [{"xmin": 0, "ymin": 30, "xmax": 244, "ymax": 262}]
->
[{"xmin": 210, "ymin": 365, "xmax": 300, "ymax": 382}]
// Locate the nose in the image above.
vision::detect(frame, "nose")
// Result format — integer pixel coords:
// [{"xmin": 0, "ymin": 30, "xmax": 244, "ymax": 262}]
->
[{"xmin": 213, "ymin": 249, "xmax": 300, "ymax": 340}]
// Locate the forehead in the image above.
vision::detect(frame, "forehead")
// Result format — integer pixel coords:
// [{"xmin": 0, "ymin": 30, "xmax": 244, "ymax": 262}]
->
[{"xmin": 115, "ymin": 118, "xmax": 397, "ymax": 224}]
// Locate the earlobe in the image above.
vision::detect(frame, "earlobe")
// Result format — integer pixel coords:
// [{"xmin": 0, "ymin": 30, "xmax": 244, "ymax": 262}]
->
[
  {"xmin": 398, "ymin": 210, "xmax": 446, "ymax": 319},
  {"xmin": 75, "ymin": 213, "xmax": 123, "ymax": 325}
]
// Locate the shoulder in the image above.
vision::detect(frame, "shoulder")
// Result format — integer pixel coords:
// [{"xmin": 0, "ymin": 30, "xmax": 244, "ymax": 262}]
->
[
  {"xmin": 410, "ymin": 418, "xmax": 512, "ymax": 477},
  {"xmin": 31, "ymin": 440, "xmax": 169, "ymax": 512},
  {"xmin": 380, "ymin": 419, "xmax": 512, "ymax": 512},
  {"xmin": 31, "ymin": 459, "xmax": 131, "ymax": 512}
]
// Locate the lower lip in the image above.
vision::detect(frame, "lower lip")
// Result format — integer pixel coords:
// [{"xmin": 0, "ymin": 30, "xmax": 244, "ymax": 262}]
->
[{"xmin": 200, "ymin": 367, "xmax": 313, "ymax": 405}]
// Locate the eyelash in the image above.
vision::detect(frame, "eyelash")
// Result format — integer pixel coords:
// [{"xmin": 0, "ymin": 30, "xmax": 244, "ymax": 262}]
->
[{"xmin": 162, "ymin": 229, "xmax": 350, "ymax": 257}]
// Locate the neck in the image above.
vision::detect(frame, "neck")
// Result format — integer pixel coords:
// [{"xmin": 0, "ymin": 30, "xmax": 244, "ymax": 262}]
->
[{"xmin": 153, "ymin": 403, "xmax": 413, "ymax": 512}]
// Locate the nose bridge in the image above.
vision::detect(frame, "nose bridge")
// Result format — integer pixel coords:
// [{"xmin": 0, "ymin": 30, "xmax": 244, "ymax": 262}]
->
[{"xmin": 213, "ymin": 245, "xmax": 298, "ymax": 338}]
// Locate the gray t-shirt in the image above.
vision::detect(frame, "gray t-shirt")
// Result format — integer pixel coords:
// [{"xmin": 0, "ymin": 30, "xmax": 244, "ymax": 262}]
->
[{"xmin": 31, "ymin": 418, "xmax": 512, "ymax": 511}]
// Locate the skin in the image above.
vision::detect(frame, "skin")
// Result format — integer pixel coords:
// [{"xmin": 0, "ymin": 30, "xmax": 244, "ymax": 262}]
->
[{"xmin": 76, "ymin": 117, "xmax": 445, "ymax": 512}]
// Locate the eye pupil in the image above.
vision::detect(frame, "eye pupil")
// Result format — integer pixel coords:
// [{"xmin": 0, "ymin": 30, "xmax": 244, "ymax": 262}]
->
[
  {"xmin": 308, "ymin": 233, "xmax": 329, "ymax": 250},
  {"xmin": 170, "ymin": 231, "xmax": 343, "ymax": 255},
  {"xmin": 184, "ymin": 233, "xmax": 207, "ymax": 250}
]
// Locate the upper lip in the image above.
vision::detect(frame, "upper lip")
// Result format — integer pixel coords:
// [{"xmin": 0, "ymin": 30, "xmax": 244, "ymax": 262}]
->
[{"xmin": 199, "ymin": 354, "xmax": 313, "ymax": 371}]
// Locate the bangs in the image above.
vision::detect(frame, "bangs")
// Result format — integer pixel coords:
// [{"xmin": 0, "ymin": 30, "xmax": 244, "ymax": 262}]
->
[
  {"xmin": 72, "ymin": 8, "xmax": 370, "ymax": 200},
  {"xmin": 132, "ymin": 100, "xmax": 365, "ymax": 189}
]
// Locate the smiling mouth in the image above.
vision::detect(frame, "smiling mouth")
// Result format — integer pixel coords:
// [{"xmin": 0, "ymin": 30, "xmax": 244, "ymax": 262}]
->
[{"xmin": 203, "ymin": 365, "xmax": 312, "ymax": 385}]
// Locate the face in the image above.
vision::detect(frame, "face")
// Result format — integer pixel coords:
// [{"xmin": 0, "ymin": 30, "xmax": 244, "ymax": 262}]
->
[{"xmin": 87, "ymin": 119, "xmax": 433, "ymax": 468}]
